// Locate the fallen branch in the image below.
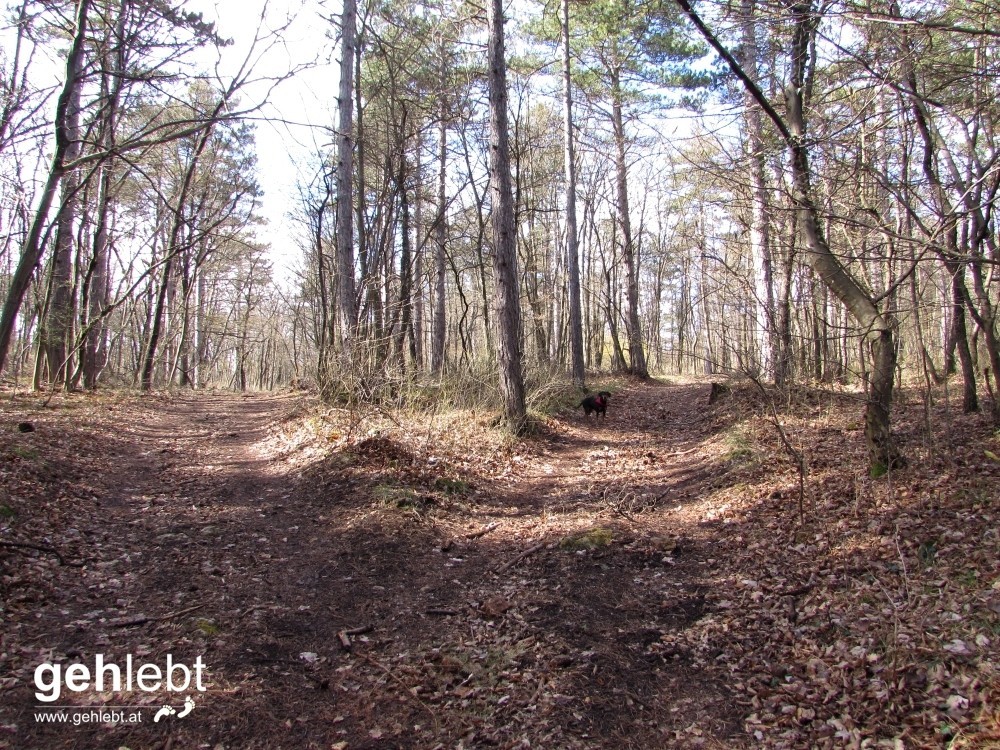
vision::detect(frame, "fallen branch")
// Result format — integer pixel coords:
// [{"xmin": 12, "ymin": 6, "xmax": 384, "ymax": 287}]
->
[
  {"xmin": 598, "ymin": 481, "xmax": 652, "ymax": 522},
  {"xmin": 664, "ymin": 445, "xmax": 701, "ymax": 457},
  {"xmin": 425, "ymin": 608, "xmax": 459, "ymax": 616},
  {"xmin": 612, "ymin": 505, "xmax": 640, "ymax": 523},
  {"xmin": 337, "ymin": 624, "xmax": 373, "ymax": 651},
  {"xmin": 109, "ymin": 604, "xmax": 205, "ymax": 628},
  {"xmin": 495, "ymin": 541, "xmax": 546, "ymax": 574},
  {"xmin": 441, "ymin": 521, "xmax": 500, "ymax": 552},
  {"xmin": 465, "ymin": 521, "xmax": 499, "ymax": 540},
  {"xmin": 0, "ymin": 539, "xmax": 85, "ymax": 567}
]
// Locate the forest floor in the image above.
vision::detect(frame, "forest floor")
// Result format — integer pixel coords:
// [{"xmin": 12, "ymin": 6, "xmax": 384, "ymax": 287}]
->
[{"xmin": 0, "ymin": 378, "xmax": 998, "ymax": 749}]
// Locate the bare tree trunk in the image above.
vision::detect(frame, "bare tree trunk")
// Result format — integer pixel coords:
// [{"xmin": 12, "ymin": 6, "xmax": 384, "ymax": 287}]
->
[
  {"xmin": 673, "ymin": 0, "xmax": 901, "ymax": 469},
  {"xmin": 458, "ymin": 125, "xmax": 493, "ymax": 358},
  {"xmin": 140, "ymin": 121, "xmax": 221, "ymax": 390},
  {"xmin": 0, "ymin": 0, "xmax": 92, "ymax": 375},
  {"xmin": 194, "ymin": 272, "xmax": 207, "ymax": 386},
  {"xmin": 173, "ymin": 255, "xmax": 196, "ymax": 387},
  {"xmin": 561, "ymin": 0, "xmax": 585, "ymax": 388},
  {"xmin": 335, "ymin": 0, "xmax": 359, "ymax": 350},
  {"xmin": 355, "ymin": 37, "xmax": 383, "ymax": 349},
  {"xmin": 314, "ymin": 171, "xmax": 333, "ymax": 371},
  {"xmin": 949, "ymin": 266, "xmax": 979, "ymax": 412},
  {"xmin": 486, "ymin": 0, "xmax": 527, "ymax": 433},
  {"xmin": 42, "ymin": 69, "xmax": 83, "ymax": 388},
  {"xmin": 432, "ymin": 92, "xmax": 447, "ymax": 374},
  {"xmin": 83, "ymin": 6, "xmax": 128, "ymax": 389},
  {"xmin": 740, "ymin": 0, "xmax": 778, "ymax": 381},
  {"xmin": 395, "ymin": 147, "xmax": 414, "ymax": 371},
  {"xmin": 82, "ymin": 171, "xmax": 110, "ymax": 389},
  {"xmin": 413, "ymin": 145, "xmax": 424, "ymax": 369},
  {"xmin": 141, "ymin": 256, "xmax": 173, "ymax": 390},
  {"xmin": 900, "ymin": 35, "xmax": 978, "ymax": 412},
  {"xmin": 609, "ymin": 61, "xmax": 647, "ymax": 377},
  {"xmin": 677, "ymin": 250, "xmax": 690, "ymax": 372},
  {"xmin": 699, "ymin": 243, "xmax": 716, "ymax": 374},
  {"xmin": 785, "ymin": 6, "xmax": 899, "ymax": 466},
  {"xmin": 82, "ymin": 156, "xmax": 113, "ymax": 389},
  {"xmin": 602, "ymin": 263, "xmax": 627, "ymax": 371},
  {"xmin": 776, "ymin": 210, "xmax": 796, "ymax": 383}
]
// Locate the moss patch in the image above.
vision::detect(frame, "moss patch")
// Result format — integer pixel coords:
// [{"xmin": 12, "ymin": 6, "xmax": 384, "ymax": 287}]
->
[
  {"xmin": 195, "ymin": 619, "xmax": 219, "ymax": 636},
  {"xmin": 559, "ymin": 527, "xmax": 613, "ymax": 551},
  {"xmin": 434, "ymin": 476, "xmax": 470, "ymax": 495},
  {"xmin": 373, "ymin": 483, "xmax": 421, "ymax": 509}
]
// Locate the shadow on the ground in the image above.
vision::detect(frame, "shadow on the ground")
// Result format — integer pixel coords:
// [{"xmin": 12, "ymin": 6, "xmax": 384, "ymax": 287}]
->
[{"xmin": 1, "ymin": 381, "xmax": 761, "ymax": 750}]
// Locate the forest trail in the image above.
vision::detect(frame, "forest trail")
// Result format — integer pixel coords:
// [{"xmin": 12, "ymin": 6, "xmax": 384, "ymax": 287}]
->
[
  {"xmin": 4, "ymin": 380, "xmax": 998, "ymax": 749},
  {"xmin": 3, "ymin": 380, "xmax": 746, "ymax": 749}
]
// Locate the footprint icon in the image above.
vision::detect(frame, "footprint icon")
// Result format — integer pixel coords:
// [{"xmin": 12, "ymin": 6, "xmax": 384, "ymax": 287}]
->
[
  {"xmin": 177, "ymin": 696, "xmax": 195, "ymax": 718},
  {"xmin": 153, "ymin": 705, "xmax": 176, "ymax": 723}
]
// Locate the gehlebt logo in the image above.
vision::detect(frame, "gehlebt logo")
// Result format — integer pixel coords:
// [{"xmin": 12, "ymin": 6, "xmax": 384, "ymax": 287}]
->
[{"xmin": 33, "ymin": 654, "xmax": 208, "ymax": 725}]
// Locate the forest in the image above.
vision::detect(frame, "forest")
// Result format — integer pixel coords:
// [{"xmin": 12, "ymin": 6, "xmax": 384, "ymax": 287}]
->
[
  {"xmin": 0, "ymin": 0, "xmax": 998, "ymax": 747},
  {"xmin": 0, "ymin": 0, "xmax": 998, "ymax": 437}
]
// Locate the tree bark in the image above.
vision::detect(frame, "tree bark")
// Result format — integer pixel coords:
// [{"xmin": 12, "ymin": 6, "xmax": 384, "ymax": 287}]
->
[
  {"xmin": 739, "ymin": 0, "xmax": 778, "ymax": 382},
  {"xmin": 0, "ymin": 0, "xmax": 92, "ymax": 375},
  {"xmin": 609, "ymin": 62, "xmax": 647, "ymax": 377},
  {"xmin": 561, "ymin": 0, "xmax": 585, "ymax": 388},
  {"xmin": 432, "ymin": 89, "xmax": 447, "ymax": 374},
  {"xmin": 42, "ymin": 68, "xmax": 83, "ymax": 388},
  {"xmin": 486, "ymin": 0, "xmax": 527, "ymax": 433},
  {"xmin": 83, "ymin": 7, "xmax": 127, "ymax": 389},
  {"xmin": 335, "ymin": 0, "xmax": 360, "ymax": 351},
  {"xmin": 140, "ymin": 256, "xmax": 173, "ymax": 390},
  {"xmin": 412, "ymin": 144, "xmax": 424, "ymax": 369},
  {"xmin": 395, "ymin": 146, "xmax": 414, "ymax": 371}
]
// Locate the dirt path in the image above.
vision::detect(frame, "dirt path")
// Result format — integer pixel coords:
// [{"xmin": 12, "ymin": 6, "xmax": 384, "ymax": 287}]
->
[{"xmin": 2, "ymin": 381, "xmax": 749, "ymax": 749}]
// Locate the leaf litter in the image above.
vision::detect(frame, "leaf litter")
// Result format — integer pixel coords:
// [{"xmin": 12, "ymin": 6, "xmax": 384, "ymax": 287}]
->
[{"xmin": 0, "ymin": 381, "xmax": 996, "ymax": 748}]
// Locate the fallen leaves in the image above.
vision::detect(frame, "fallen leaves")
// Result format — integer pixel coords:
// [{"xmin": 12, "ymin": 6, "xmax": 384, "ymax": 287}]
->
[{"xmin": 1, "ymin": 383, "xmax": 998, "ymax": 749}]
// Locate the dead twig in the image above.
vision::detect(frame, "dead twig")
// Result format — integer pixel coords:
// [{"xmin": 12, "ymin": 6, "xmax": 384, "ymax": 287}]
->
[
  {"xmin": 441, "ymin": 521, "xmax": 499, "ymax": 552},
  {"xmin": 337, "ymin": 624, "xmax": 374, "ymax": 651},
  {"xmin": 108, "ymin": 604, "xmax": 205, "ymax": 628},
  {"xmin": 595, "ymin": 481, "xmax": 652, "ymax": 521},
  {"xmin": 465, "ymin": 521, "xmax": 499, "ymax": 540},
  {"xmin": 495, "ymin": 541, "xmax": 546, "ymax": 574},
  {"xmin": 0, "ymin": 539, "xmax": 85, "ymax": 567},
  {"xmin": 664, "ymin": 445, "xmax": 701, "ymax": 457},
  {"xmin": 612, "ymin": 505, "xmax": 640, "ymax": 523}
]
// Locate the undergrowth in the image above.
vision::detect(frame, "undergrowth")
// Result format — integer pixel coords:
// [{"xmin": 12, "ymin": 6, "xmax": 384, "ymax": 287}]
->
[{"xmin": 315, "ymin": 356, "xmax": 615, "ymax": 425}]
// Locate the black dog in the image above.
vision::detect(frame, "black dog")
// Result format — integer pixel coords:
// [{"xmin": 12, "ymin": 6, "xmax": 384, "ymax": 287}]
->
[{"xmin": 579, "ymin": 391, "xmax": 611, "ymax": 419}]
